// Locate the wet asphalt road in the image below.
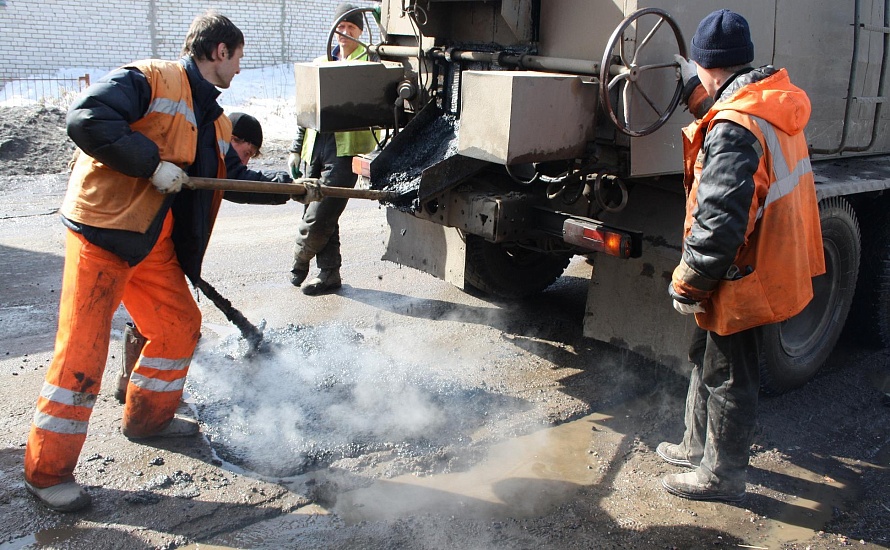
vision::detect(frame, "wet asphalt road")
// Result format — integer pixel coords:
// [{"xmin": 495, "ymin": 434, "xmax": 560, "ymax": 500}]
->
[{"xmin": 1, "ymin": 171, "xmax": 888, "ymax": 549}]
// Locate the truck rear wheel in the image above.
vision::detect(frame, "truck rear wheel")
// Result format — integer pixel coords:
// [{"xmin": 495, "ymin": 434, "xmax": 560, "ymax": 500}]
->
[
  {"xmin": 759, "ymin": 197, "xmax": 860, "ymax": 394},
  {"xmin": 848, "ymin": 207, "xmax": 890, "ymax": 348},
  {"xmin": 464, "ymin": 235, "xmax": 571, "ymax": 299},
  {"xmin": 872, "ymin": 223, "xmax": 890, "ymax": 347}
]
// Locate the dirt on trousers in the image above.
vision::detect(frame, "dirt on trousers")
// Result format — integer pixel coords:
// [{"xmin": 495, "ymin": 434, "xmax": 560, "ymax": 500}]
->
[{"xmin": 0, "ymin": 104, "xmax": 889, "ymax": 550}]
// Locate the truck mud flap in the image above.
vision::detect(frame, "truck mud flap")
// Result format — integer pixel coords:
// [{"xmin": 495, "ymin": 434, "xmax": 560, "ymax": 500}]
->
[
  {"xmin": 382, "ymin": 208, "xmax": 468, "ymax": 289},
  {"xmin": 584, "ymin": 181, "xmax": 695, "ymax": 372}
]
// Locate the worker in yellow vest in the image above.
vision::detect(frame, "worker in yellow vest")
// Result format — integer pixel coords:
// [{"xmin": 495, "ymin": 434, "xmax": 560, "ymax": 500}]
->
[{"xmin": 287, "ymin": 3, "xmax": 378, "ymax": 295}]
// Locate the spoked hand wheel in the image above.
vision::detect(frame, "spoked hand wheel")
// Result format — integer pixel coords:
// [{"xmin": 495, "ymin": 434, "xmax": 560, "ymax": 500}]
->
[
  {"xmin": 326, "ymin": 7, "xmax": 386, "ymax": 61},
  {"xmin": 599, "ymin": 8, "xmax": 687, "ymax": 137}
]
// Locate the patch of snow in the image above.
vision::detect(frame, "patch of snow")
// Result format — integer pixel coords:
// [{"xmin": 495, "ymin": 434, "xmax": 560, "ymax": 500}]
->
[{"xmin": 1, "ymin": 65, "xmax": 297, "ymax": 140}]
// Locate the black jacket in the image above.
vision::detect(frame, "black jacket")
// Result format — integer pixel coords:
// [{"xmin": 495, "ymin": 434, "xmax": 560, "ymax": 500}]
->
[
  {"xmin": 223, "ymin": 146, "xmax": 292, "ymax": 205},
  {"xmin": 683, "ymin": 68, "xmax": 768, "ymax": 284}
]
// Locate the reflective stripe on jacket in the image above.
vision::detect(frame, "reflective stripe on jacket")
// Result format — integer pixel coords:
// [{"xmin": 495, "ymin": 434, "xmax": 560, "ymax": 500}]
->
[
  {"xmin": 61, "ymin": 60, "xmax": 231, "ymax": 233},
  {"xmin": 675, "ymin": 68, "xmax": 825, "ymax": 335},
  {"xmin": 301, "ymin": 44, "xmax": 378, "ymax": 162}
]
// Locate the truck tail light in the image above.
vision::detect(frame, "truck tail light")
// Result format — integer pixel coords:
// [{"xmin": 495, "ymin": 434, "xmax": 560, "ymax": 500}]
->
[
  {"xmin": 563, "ymin": 219, "xmax": 639, "ymax": 258},
  {"xmin": 353, "ymin": 155, "xmax": 372, "ymax": 178}
]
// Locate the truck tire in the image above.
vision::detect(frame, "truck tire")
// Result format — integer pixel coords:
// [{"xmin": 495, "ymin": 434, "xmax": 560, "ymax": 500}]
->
[
  {"xmin": 759, "ymin": 197, "xmax": 860, "ymax": 394},
  {"xmin": 464, "ymin": 235, "xmax": 571, "ymax": 299},
  {"xmin": 847, "ymin": 206, "xmax": 890, "ymax": 348},
  {"xmin": 873, "ymin": 224, "xmax": 890, "ymax": 347}
]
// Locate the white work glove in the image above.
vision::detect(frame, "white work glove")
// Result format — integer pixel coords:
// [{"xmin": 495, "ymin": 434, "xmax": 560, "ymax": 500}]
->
[
  {"xmin": 673, "ymin": 299, "xmax": 706, "ymax": 315},
  {"xmin": 674, "ymin": 54, "xmax": 697, "ymax": 86},
  {"xmin": 151, "ymin": 161, "xmax": 189, "ymax": 194},
  {"xmin": 287, "ymin": 152, "xmax": 302, "ymax": 179},
  {"xmin": 291, "ymin": 178, "xmax": 324, "ymax": 204}
]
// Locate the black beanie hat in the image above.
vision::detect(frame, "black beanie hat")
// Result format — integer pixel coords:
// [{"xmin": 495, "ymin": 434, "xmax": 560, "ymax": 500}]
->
[
  {"xmin": 335, "ymin": 3, "xmax": 364, "ymax": 31},
  {"xmin": 690, "ymin": 9, "xmax": 754, "ymax": 69},
  {"xmin": 229, "ymin": 112, "xmax": 263, "ymax": 149}
]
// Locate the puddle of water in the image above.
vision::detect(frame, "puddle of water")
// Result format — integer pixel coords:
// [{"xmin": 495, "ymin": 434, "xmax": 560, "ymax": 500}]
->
[
  {"xmin": 188, "ymin": 415, "xmax": 616, "ymax": 548},
  {"xmin": 333, "ymin": 413, "xmax": 616, "ymax": 523},
  {"xmin": 757, "ymin": 461, "xmax": 862, "ymax": 547},
  {"xmin": 0, "ymin": 526, "xmax": 85, "ymax": 549}
]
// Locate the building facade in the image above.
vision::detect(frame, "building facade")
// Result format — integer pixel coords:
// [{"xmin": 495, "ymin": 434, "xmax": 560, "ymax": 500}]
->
[{"xmin": 0, "ymin": 0, "xmax": 376, "ymax": 81}]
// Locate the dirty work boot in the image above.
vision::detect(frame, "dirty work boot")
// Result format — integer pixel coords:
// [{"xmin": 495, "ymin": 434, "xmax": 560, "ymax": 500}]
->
[
  {"xmin": 24, "ymin": 480, "xmax": 91, "ymax": 512},
  {"xmin": 302, "ymin": 269, "xmax": 342, "ymax": 295},
  {"xmin": 656, "ymin": 442, "xmax": 695, "ymax": 468},
  {"xmin": 290, "ymin": 264, "xmax": 310, "ymax": 287},
  {"xmin": 661, "ymin": 470, "xmax": 745, "ymax": 502},
  {"xmin": 123, "ymin": 417, "xmax": 199, "ymax": 440}
]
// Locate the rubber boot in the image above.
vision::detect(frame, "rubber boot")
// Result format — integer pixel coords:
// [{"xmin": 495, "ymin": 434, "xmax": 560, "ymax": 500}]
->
[
  {"xmin": 290, "ymin": 262, "xmax": 310, "ymax": 287},
  {"xmin": 24, "ymin": 480, "xmax": 91, "ymax": 512},
  {"xmin": 115, "ymin": 322, "xmax": 146, "ymax": 404},
  {"xmin": 302, "ymin": 268, "xmax": 342, "ymax": 295}
]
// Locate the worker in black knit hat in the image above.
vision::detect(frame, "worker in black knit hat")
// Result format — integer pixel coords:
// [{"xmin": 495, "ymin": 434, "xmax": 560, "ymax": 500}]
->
[
  {"xmin": 329, "ymin": 3, "xmax": 365, "ymax": 61},
  {"xmin": 229, "ymin": 112, "xmax": 264, "ymax": 165},
  {"xmin": 113, "ymin": 110, "xmax": 293, "ymax": 416},
  {"xmin": 659, "ymin": 10, "xmax": 824, "ymax": 503},
  {"xmin": 224, "ymin": 111, "xmax": 293, "ymax": 203}
]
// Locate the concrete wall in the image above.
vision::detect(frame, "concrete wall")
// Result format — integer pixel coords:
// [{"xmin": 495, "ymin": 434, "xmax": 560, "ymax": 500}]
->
[{"xmin": 0, "ymin": 0, "xmax": 374, "ymax": 81}]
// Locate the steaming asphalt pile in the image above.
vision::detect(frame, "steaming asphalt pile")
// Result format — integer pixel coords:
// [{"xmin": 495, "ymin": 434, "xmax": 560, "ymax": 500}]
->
[
  {"xmin": 374, "ymin": 113, "xmax": 460, "ymax": 211},
  {"xmin": 187, "ymin": 323, "xmax": 536, "ymax": 479}
]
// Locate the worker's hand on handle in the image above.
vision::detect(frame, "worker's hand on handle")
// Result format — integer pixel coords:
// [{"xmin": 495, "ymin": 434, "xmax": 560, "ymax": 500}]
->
[
  {"xmin": 151, "ymin": 161, "xmax": 189, "ymax": 194},
  {"xmin": 290, "ymin": 178, "xmax": 324, "ymax": 204},
  {"xmin": 287, "ymin": 152, "xmax": 302, "ymax": 179},
  {"xmin": 674, "ymin": 54, "xmax": 697, "ymax": 86},
  {"xmin": 673, "ymin": 299, "xmax": 705, "ymax": 315}
]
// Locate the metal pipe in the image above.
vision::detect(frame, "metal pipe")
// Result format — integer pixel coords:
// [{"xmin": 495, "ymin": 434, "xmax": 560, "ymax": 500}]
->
[
  {"xmin": 506, "ymin": 54, "xmax": 600, "ymax": 75},
  {"xmin": 187, "ymin": 177, "xmax": 403, "ymax": 202},
  {"xmin": 370, "ymin": 44, "xmax": 425, "ymax": 58},
  {"xmin": 370, "ymin": 44, "xmax": 601, "ymax": 76},
  {"xmin": 192, "ymin": 277, "xmax": 265, "ymax": 354}
]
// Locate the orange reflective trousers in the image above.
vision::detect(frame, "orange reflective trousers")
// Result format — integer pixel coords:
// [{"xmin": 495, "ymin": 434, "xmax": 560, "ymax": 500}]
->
[{"xmin": 25, "ymin": 212, "xmax": 201, "ymax": 487}]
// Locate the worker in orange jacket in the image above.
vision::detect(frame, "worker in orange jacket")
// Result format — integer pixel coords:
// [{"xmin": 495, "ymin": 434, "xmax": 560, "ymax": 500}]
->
[
  {"xmin": 24, "ymin": 11, "xmax": 246, "ymax": 513},
  {"xmin": 658, "ymin": 10, "xmax": 825, "ymax": 502}
]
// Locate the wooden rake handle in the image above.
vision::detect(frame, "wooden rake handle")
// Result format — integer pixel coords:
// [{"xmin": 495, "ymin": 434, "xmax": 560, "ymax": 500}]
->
[{"xmin": 186, "ymin": 177, "xmax": 401, "ymax": 202}]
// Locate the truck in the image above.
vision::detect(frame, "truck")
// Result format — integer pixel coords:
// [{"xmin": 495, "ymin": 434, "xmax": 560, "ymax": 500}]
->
[{"xmin": 294, "ymin": 0, "xmax": 890, "ymax": 393}]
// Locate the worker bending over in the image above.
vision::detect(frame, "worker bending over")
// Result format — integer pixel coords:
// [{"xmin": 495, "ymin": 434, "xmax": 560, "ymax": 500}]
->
[{"xmin": 24, "ymin": 11, "xmax": 248, "ymax": 512}]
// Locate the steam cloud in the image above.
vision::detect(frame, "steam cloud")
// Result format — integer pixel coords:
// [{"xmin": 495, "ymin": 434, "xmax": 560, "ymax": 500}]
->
[{"xmin": 186, "ymin": 322, "xmax": 533, "ymax": 478}]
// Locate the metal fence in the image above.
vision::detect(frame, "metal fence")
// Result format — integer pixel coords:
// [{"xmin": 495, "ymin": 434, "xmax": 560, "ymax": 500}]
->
[{"xmin": 0, "ymin": 74, "xmax": 90, "ymax": 109}]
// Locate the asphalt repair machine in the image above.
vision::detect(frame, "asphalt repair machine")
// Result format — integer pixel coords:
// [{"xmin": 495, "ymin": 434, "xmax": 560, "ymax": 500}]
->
[{"xmin": 293, "ymin": 0, "xmax": 890, "ymax": 394}]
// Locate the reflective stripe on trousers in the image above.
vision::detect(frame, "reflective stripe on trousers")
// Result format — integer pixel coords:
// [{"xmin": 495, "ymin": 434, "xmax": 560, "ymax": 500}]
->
[{"xmin": 25, "ymin": 211, "xmax": 200, "ymax": 487}]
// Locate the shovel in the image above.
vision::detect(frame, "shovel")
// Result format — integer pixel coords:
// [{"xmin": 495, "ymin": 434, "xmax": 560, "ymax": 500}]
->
[
  {"xmin": 114, "ymin": 276, "xmax": 265, "ymax": 405},
  {"xmin": 192, "ymin": 277, "xmax": 266, "ymax": 355},
  {"xmin": 186, "ymin": 176, "xmax": 404, "ymax": 202}
]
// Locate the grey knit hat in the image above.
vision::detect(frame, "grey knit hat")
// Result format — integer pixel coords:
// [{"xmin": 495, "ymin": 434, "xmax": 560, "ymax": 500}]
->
[{"xmin": 334, "ymin": 3, "xmax": 364, "ymax": 31}]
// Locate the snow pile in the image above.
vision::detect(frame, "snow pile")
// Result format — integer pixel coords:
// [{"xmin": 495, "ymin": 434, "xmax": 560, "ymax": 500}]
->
[{"xmin": 0, "ymin": 65, "xmax": 298, "ymax": 140}]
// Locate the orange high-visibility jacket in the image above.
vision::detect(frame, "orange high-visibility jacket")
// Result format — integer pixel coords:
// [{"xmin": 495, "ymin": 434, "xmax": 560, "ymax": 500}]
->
[
  {"xmin": 60, "ymin": 60, "xmax": 231, "ymax": 234},
  {"xmin": 674, "ymin": 68, "xmax": 825, "ymax": 335}
]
